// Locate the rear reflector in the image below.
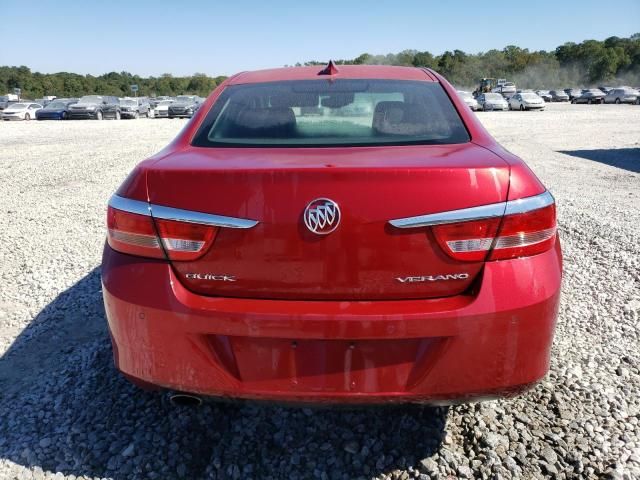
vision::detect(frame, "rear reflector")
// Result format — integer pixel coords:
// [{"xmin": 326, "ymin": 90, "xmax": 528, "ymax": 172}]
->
[
  {"xmin": 107, "ymin": 205, "xmax": 218, "ymax": 261},
  {"xmin": 432, "ymin": 194, "xmax": 557, "ymax": 262}
]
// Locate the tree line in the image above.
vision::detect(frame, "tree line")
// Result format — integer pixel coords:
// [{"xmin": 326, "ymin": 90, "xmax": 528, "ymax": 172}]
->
[
  {"xmin": 2, "ymin": 34, "xmax": 638, "ymax": 99},
  {"xmin": 302, "ymin": 34, "xmax": 640, "ymax": 89},
  {"xmin": 0, "ymin": 68, "xmax": 228, "ymax": 99}
]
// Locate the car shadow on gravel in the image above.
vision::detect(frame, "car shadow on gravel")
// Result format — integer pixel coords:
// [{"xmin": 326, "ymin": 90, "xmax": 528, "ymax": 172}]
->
[
  {"xmin": 558, "ymin": 147, "xmax": 640, "ymax": 173},
  {"xmin": 0, "ymin": 268, "xmax": 448, "ymax": 479}
]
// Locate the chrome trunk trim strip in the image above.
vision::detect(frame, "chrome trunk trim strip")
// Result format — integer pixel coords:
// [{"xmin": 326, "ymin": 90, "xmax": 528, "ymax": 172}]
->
[
  {"xmin": 108, "ymin": 195, "xmax": 259, "ymax": 229},
  {"xmin": 108, "ymin": 194, "xmax": 151, "ymax": 216},
  {"xmin": 388, "ymin": 191, "xmax": 554, "ymax": 228}
]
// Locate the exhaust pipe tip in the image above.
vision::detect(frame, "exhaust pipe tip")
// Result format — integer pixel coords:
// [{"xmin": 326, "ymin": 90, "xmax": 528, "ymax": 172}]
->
[{"xmin": 169, "ymin": 393, "xmax": 203, "ymax": 407}]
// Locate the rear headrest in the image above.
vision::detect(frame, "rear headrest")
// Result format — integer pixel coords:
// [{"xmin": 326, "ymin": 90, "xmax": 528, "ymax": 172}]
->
[
  {"xmin": 372, "ymin": 101, "xmax": 431, "ymax": 136},
  {"xmin": 229, "ymin": 107, "xmax": 296, "ymax": 138}
]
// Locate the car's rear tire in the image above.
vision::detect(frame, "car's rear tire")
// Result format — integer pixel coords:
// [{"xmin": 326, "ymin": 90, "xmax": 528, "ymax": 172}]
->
[
  {"xmin": 133, "ymin": 111, "xmax": 139, "ymax": 119},
  {"xmin": 24, "ymin": 113, "xmax": 30, "ymax": 121},
  {"xmin": 615, "ymin": 98, "xmax": 621, "ymax": 104},
  {"xmin": 61, "ymin": 112, "xmax": 67, "ymax": 120},
  {"xmin": 96, "ymin": 110, "xmax": 103, "ymax": 120}
]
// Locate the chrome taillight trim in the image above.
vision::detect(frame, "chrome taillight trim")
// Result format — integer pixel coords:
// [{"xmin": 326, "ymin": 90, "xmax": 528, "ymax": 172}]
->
[
  {"xmin": 109, "ymin": 195, "xmax": 151, "ymax": 216},
  {"xmin": 108, "ymin": 195, "xmax": 259, "ymax": 229},
  {"xmin": 504, "ymin": 190, "xmax": 554, "ymax": 215},
  {"xmin": 388, "ymin": 190, "xmax": 554, "ymax": 228},
  {"xmin": 389, "ymin": 201, "xmax": 505, "ymax": 228}
]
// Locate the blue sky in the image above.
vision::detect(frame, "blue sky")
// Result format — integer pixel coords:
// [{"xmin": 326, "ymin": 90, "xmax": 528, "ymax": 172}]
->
[{"xmin": 2, "ymin": 0, "xmax": 639, "ymax": 77}]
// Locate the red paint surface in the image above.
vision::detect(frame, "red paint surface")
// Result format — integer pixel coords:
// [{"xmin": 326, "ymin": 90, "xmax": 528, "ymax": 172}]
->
[{"xmin": 104, "ymin": 66, "xmax": 561, "ymax": 403}]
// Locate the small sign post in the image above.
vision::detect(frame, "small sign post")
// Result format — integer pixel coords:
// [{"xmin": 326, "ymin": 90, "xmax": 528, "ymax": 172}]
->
[{"xmin": 130, "ymin": 84, "xmax": 138, "ymax": 97}]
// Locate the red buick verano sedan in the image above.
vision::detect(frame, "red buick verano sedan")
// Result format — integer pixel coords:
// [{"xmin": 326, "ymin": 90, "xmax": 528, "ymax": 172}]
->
[{"xmin": 102, "ymin": 64, "xmax": 562, "ymax": 404}]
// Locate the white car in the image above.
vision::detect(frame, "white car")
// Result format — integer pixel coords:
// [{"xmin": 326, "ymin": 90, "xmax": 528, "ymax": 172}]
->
[
  {"xmin": 509, "ymin": 92, "xmax": 545, "ymax": 111},
  {"xmin": 1, "ymin": 102, "xmax": 43, "ymax": 121},
  {"xmin": 476, "ymin": 93, "xmax": 508, "ymax": 111},
  {"xmin": 153, "ymin": 100, "xmax": 174, "ymax": 118},
  {"xmin": 457, "ymin": 90, "xmax": 479, "ymax": 111}
]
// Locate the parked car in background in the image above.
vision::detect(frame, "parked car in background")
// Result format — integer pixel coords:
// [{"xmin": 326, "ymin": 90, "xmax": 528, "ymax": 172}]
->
[
  {"xmin": 508, "ymin": 92, "xmax": 545, "ymax": 111},
  {"xmin": 457, "ymin": 91, "xmax": 479, "ymax": 111},
  {"xmin": 603, "ymin": 87, "xmax": 639, "ymax": 104},
  {"xmin": 153, "ymin": 99, "xmax": 174, "ymax": 118},
  {"xmin": 0, "ymin": 95, "xmax": 19, "ymax": 112},
  {"xmin": 535, "ymin": 90, "xmax": 553, "ymax": 102},
  {"xmin": 34, "ymin": 96, "xmax": 57, "ymax": 106},
  {"xmin": 119, "ymin": 97, "xmax": 151, "ymax": 119},
  {"xmin": 492, "ymin": 79, "xmax": 516, "ymax": 97},
  {"xmin": 564, "ymin": 89, "xmax": 582, "ymax": 102},
  {"xmin": 1, "ymin": 102, "xmax": 42, "ymax": 121},
  {"xmin": 68, "ymin": 95, "xmax": 121, "ymax": 120},
  {"xmin": 150, "ymin": 96, "xmax": 173, "ymax": 108},
  {"xmin": 550, "ymin": 90, "xmax": 569, "ymax": 102},
  {"xmin": 476, "ymin": 92, "xmax": 508, "ymax": 111},
  {"xmin": 573, "ymin": 89, "xmax": 605, "ymax": 104},
  {"xmin": 35, "ymin": 98, "xmax": 78, "ymax": 120},
  {"xmin": 168, "ymin": 95, "xmax": 201, "ymax": 118},
  {"xmin": 103, "ymin": 64, "xmax": 562, "ymax": 404},
  {"xmin": 598, "ymin": 86, "xmax": 613, "ymax": 94}
]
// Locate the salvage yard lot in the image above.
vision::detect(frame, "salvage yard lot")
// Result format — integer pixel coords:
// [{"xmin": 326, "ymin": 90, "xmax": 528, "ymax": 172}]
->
[{"xmin": 0, "ymin": 103, "xmax": 639, "ymax": 479}]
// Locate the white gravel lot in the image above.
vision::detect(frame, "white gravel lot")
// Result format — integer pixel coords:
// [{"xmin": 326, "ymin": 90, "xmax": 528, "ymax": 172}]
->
[{"xmin": 0, "ymin": 104, "xmax": 638, "ymax": 480}]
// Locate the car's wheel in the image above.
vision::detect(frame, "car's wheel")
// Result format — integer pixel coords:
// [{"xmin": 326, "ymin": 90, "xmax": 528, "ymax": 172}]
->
[
  {"xmin": 133, "ymin": 111, "xmax": 139, "ymax": 119},
  {"xmin": 61, "ymin": 111, "xmax": 67, "ymax": 120},
  {"xmin": 519, "ymin": 104, "xmax": 525, "ymax": 111},
  {"xmin": 115, "ymin": 111, "xmax": 121, "ymax": 120},
  {"xmin": 588, "ymin": 99, "xmax": 592, "ymax": 104},
  {"xmin": 615, "ymin": 98, "xmax": 621, "ymax": 104},
  {"xmin": 96, "ymin": 110, "xmax": 103, "ymax": 120},
  {"xmin": 24, "ymin": 113, "xmax": 30, "ymax": 121}
]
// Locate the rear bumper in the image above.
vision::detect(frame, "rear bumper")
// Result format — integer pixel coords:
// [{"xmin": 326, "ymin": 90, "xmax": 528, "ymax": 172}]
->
[
  {"xmin": 102, "ymin": 240, "xmax": 562, "ymax": 404},
  {"xmin": 36, "ymin": 113, "xmax": 63, "ymax": 120},
  {"xmin": 68, "ymin": 111, "xmax": 98, "ymax": 119}
]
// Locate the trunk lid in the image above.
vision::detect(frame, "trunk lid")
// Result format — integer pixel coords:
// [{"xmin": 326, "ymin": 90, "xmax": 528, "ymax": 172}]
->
[{"xmin": 147, "ymin": 143, "xmax": 509, "ymax": 300}]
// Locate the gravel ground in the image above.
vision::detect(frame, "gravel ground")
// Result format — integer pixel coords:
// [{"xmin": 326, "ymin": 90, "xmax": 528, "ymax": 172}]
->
[{"xmin": 0, "ymin": 103, "xmax": 639, "ymax": 480}]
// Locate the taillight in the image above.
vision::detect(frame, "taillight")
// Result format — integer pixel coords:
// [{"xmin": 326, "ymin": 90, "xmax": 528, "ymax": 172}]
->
[
  {"xmin": 433, "ymin": 199, "xmax": 557, "ymax": 262},
  {"xmin": 154, "ymin": 218, "xmax": 218, "ymax": 261},
  {"xmin": 107, "ymin": 205, "xmax": 218, "ymax": 261},
  {"xmin": 488, "ymin": 203, "xmax": 556, "ymax": 260},
  {"xmin": 433, "ymin": 217, "xmax": 501, "ymax": 262},
  {"xmin": 107, "ymin": 206, "xmax": 164, "ymax": 259}
]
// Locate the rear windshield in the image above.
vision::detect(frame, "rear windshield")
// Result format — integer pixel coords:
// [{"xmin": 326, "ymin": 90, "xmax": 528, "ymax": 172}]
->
[{"xmin": 192, "ymin": 79, "xmax": 470, "ymax": 147}]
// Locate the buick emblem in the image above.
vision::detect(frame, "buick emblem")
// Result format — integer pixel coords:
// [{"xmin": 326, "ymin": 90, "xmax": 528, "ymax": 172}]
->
[{"xmin": 303, "ymin": 198, "xmax": 341, "ymax": 235}]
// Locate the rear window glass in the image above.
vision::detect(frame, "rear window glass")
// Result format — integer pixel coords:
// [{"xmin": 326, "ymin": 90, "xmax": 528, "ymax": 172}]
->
[{"xmin": 192, "ymin": 79, "xmax": 470, "ymax": 147}]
